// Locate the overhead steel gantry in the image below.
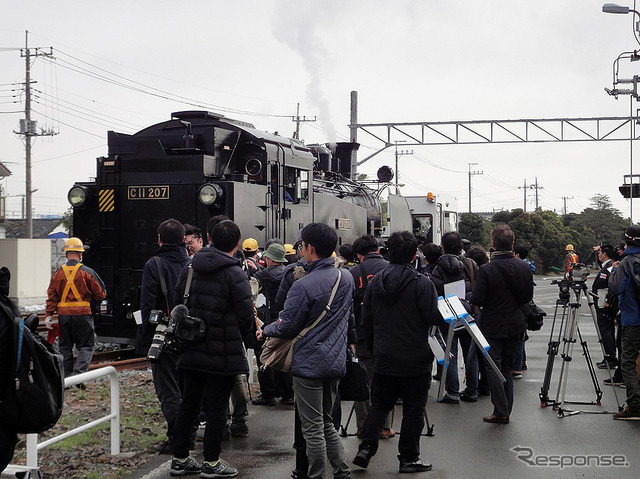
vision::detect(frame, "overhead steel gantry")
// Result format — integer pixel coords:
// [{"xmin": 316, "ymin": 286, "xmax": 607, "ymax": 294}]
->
[{"xmin": 347, "ymin": 92, "xmax": 639, "ymax": 177}]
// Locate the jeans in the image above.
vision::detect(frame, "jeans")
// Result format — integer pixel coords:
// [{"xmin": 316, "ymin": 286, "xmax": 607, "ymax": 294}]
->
[
  {"xmin": 621, "ymin": 326, "xmax": 640, "ymax": 409},
  {"xmin": 172, "ymin": 371, "xmax": 235, "ymax": 462},
  {"xmin": 513, "ymin": 339, "xmax": 524, "ymax": 371},
  {"xmin": 293, "ymin": 376, "xmax": 350, "ymax": 479},
  {"xmin": 445, "ymin": 332, "xmax": 479, "ymax": 398},
  {"xmin": 359, "ymin": 372, "xmax": 430, "ymax": 462},
  {"xmin": 58, "ymin": 314, "xmax": 94, "ymax": 376}
]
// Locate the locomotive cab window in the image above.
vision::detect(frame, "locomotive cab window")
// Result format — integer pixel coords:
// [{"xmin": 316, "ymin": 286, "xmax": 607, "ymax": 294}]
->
[{"xmin": 284, "ymin": 166, "xmax": 309, "ymax": 204}]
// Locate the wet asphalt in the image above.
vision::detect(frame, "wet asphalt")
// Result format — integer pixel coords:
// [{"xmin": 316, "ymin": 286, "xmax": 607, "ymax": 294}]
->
[{"xmin": 127, "ymin": 277, "xmax": 640, "ymax": 479}]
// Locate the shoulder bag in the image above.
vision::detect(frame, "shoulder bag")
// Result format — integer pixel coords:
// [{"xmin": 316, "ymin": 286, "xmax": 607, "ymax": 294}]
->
[
  {"xmin": 338, "ymin": 348, "xmax": 369, "ymax": 401},
  {"xmin": 493, "ymin": 261, "xmax": 546, "ymax": 331},
  {"xmin": 261, "ymin": 270, "xmax": 342, "ymax": 372}
]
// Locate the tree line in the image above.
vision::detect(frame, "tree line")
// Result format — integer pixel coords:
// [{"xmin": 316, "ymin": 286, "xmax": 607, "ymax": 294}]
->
[{"xmin": 458, "ymin": 194, "xmax": 629, "ymax": 274}]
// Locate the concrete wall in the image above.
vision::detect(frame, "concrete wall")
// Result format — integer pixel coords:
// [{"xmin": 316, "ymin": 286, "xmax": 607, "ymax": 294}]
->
[{"xmin": 0, "ymin": 239, "xmax": 51, "ymax": 307}]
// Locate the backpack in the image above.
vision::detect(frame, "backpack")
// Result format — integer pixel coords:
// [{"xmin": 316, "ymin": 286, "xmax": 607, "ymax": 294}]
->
[{"xmin": 0, "ymin": 309, "xmax": 65, "ymax": 434}]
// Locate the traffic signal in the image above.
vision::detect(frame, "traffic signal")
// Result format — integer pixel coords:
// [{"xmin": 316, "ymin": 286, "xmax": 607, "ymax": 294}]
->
[{"xmin": 619, "ymin": 183, "xmax": 640, "ymax": 198}]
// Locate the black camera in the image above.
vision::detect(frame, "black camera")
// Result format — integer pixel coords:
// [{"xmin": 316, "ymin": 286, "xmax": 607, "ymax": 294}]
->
[{"xmin": 147, "ymin": 310, "xmax": 184, "ymax": 362}]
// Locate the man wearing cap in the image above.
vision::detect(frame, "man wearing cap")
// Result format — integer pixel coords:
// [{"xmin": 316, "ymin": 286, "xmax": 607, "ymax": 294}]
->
[
  {"xmin": 564, "ymin": 244, "xmax": 579, "ymax": 278},
  {"xmin": 609, "ymin": 225, "xmax": 640, "ymax": 419},
  {"xmin": 46, "ymin": 237, "xmax": 107, "ymax": 379},
  {"xmin": 242, "ymin": 238, "xmax": 262, "ymax": 276},
  {"xmin": 253, "ymin": 243, "xmax": 294, "ymax": 406}
]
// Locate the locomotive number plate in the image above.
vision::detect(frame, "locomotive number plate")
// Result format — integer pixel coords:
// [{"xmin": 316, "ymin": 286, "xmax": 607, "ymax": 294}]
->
[
  {"xmin": 128, "ymin": 185, "xmax": 170, "ymax": 200},
  {"xmin": 335, "ymin": 218, "xmax": 351, "ymax": 230}
]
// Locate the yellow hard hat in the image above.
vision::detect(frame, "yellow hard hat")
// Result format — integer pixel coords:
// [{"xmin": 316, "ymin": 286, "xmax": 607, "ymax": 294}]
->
[
  {"xmin": 566, "ymin": 244, "xmax": 574, "ymax": 251},
  {"xmin": 64, "ymin": 237, "xmax": 84, "ymax": 253},
  {"xmin": 284, "ymin": 244, "xmax": 296, "ymax": 255},
  {"xmin": 242, "ymin": 238, "xmax": 258, "ymax": 252}
]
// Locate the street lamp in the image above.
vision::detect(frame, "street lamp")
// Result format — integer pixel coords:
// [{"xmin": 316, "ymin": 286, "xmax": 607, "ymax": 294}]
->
[
  {"xmin": 603, "ymin": 3, "xmax": 640, "ymax": 223},
  {"xmin": 603, "ymin": 3, "xmax": 633, "ymax": 14}
]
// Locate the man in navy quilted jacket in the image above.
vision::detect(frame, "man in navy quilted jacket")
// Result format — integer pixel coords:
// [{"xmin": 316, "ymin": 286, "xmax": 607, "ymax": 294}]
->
[{"xmin": 263, "ymin": 223, "xmax": 355, "ymax": 479}]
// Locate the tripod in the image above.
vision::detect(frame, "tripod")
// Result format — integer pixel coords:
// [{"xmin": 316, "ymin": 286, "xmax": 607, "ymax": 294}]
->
[{"xmin": 539, "ymin": 276, "xmax": 621, "ymax": 417}]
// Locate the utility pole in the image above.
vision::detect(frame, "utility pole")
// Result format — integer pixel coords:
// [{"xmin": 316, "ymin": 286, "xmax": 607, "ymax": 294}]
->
[
  {"xmin": 394, "ymin": 142, "xmax": 412, "ymax": 195},
  {"xmin": 291, "ymin": 103, "xmax": 316, "ymax": 140},
  {"xmin": 562, "ymin": 196, "xmax": 574, "ymax": 215},
  {"xmin": 519, "ymin": 179, "xmax": 528, "ymax": 212},
  {"xmin": 529, "ymin": 177, "xmax": 543, "ymax": 211},
  {"xmin": 15, "ymin": 31, "xmax": 55, "ymax": 238},
  {"xmin": 468, "ymin": 162, "xmax": 483, "ymax": 212}
]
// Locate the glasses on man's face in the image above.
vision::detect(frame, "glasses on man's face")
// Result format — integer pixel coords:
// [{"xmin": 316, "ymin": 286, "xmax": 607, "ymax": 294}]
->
[{"xmin": 298, "ymin": 243, "xmax": 305, "ymax": 252}]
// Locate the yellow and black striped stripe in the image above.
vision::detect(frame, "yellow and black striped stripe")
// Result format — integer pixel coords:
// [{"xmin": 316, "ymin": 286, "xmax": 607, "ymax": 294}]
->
[{"xmin": 99, "ymin": 189, "xmax": 115, "ymax": 212}]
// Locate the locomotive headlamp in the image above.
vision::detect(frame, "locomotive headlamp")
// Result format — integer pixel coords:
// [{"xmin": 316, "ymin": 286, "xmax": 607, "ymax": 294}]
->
[
  {"xmin": 198, "ymin": 183, "xmax": 223, "ymax": 206},
  {"xmin": 67, "ymin": 186, "xmax": 87, "ymax": 207}
]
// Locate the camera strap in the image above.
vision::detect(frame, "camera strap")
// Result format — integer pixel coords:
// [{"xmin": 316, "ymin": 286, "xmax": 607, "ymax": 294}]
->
[
  {"xmin": 182, "ymin": 264, "xmax": 194, "ymax": 305},
  {"xmin": 153, "ymin": 257, "xmax": 171, "ymax": 317}
]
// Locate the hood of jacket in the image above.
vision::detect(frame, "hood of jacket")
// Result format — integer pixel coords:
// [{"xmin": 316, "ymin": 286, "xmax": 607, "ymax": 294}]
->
[
  {"xmin": 434, "ymin": 254, "xmax": 466, "ymax": 276},
  {"xmin": 191, "ymin": 246, "xmax": 241, "ymax": 274},
  {"xmin": 369, "ymin": 263, "xmax": 420, "ymax": 305},
  {"xmin": 154, "ymin": 243, "xmax": 189, "ymax": 263}
]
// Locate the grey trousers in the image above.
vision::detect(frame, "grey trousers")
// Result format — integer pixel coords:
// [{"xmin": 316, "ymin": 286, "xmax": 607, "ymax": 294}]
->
[{"xmin": 293, "ymin": 376, "xmax": 350, "ymax": 479}]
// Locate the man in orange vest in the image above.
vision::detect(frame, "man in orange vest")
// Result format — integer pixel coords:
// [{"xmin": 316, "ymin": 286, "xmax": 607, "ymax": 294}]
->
[
  {"xmin": 564, "ymin": 244, "xmax": 579, "ymax": 278},
  {"xmin": 45, "ymin": 237, "xmax": 106, "ymax": 382}
]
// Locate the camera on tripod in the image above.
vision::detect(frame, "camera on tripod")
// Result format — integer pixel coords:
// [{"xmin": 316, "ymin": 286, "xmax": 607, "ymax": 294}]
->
[
  {"xmin": 569, "ymin": 263, "xmax": 589, "ymax": 283},
  {"xmin": 147, "ymin": 309, "xmax": 183, "ymax": 362}
]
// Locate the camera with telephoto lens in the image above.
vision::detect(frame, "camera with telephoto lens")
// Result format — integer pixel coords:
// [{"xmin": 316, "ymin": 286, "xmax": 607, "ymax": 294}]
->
[{"xmin": 147, "ymin": 309, "xmax": 184, "ymax": 362}]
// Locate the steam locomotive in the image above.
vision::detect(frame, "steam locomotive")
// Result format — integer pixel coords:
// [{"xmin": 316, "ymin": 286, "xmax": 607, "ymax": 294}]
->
[{"xmin": 67, "ymin": 110, "xmax": 457, "ymax": 344}]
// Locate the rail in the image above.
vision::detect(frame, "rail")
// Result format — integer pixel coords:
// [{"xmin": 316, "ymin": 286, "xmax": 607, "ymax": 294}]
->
[{"xmin": 4, "ymin": 366, "xmax": 120, "ymax": 474}]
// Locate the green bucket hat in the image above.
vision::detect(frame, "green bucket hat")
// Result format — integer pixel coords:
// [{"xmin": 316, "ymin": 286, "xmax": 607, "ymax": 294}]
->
[{"xmin": 263, "ymin": 243, "xmax": 287, "ymax": 263}]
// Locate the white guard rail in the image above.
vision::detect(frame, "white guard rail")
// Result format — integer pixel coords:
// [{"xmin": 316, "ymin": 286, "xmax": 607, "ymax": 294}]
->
[{"xmin": 23, "ymin": 366, "xmax": 120, "ymax": 469}]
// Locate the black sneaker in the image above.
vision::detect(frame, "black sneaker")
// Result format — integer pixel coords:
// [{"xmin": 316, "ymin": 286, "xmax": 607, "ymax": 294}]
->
[
  {"xmin": 229, "ymin": 422, "xmax": 248, "ymax": 437},
  {"xmin": 460, "ymin": 393, "xmax": 478, "ymax": 403},
  {"xmin": 399, "ymin": 457, "xmax": 433, "ymax": 473},
  {"xmin": 353, "ymin": 446, "xmax": 372, "ymax": 469},
  {"xmin": 596, "ymin": 358, "xmax": 617, "ymax": 370},
  {"xmin": 280, "ymin": 396, "xmax": 295, "ymax": 405},
  {"xmin": 252, "ymin": 395, "xmax": 276, "ymax": 406},
  {"xmin": 438, "ymin": 395, "xmax": 459, "ymax": 404},
  {"xmin": 201, "ymin": 459, "xmax": 238, "ymax": 478},
  {"xmin": 170, "ymin": 456, "xmax": 201, "ymax": 475}
]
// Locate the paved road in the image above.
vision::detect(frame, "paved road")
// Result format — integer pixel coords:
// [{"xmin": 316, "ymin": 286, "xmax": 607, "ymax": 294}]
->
[{"xmin": 129, "ymin": 277, "xmax": 640, "ymax": 479}]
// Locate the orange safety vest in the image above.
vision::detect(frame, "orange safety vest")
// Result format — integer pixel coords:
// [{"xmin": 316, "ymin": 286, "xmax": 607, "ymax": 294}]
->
[{"xmin": 57, "ymin": 263, "xmax": 91, "ymax": 308}]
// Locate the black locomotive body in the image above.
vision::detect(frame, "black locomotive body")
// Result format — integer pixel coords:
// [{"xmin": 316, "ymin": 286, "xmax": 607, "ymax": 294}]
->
[{"xmin": 68, "ymin": 110, "xmax": 406, "ymax": 344}]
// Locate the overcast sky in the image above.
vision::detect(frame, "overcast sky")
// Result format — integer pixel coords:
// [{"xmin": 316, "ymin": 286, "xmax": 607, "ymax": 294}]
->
[{"xmin": 1, "ymin": 1, "xmax": 639, "ymax": 221}]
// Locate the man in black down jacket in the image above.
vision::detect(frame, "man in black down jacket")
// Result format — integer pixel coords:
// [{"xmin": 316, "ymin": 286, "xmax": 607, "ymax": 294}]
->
[
  {"xmin": 353, "ymin": 231, "xmax": 444, "ymax": 474},
  {"xmin": 470, "ymin": 224, "xmax": 533, "ymax": 424},
  {"xmin": 169, "ymin": 220, "xmax": 254, "ymax": 477},
  {"xmin": 138, "ymin": 219, "xmax": 190, "ymax": 453}
]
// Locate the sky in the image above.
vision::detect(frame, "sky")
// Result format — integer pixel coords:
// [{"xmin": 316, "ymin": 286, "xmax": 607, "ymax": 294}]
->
[{"xmin": 1, "ymin": 1, "xmax": 640, "ymax": 221}]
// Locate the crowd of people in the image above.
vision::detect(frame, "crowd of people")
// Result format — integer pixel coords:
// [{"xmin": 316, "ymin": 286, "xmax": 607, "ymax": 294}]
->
[{"xmin": 4, "ymin": 219, "xmax": 640, "ymax": 477}]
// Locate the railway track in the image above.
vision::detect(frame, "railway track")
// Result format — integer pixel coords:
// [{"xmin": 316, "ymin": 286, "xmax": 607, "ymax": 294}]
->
[
  {"xmin": 89, "ymin": 348, "xmax": 150, "ymax": 372},
  {"xmin": 32, "ymin": 313, "xmax": 151, "ymax": 372}
]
